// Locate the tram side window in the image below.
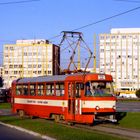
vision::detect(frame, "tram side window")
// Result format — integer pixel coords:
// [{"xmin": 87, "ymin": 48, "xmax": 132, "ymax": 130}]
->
[
  {"xmin": 85, "ymin": 82, "xmax": 92, "ymax": 96},
  {"xmin": 16, "ymin": 85, "xmax": 23, "ymax": 95},
  {"xmin": 56, "ymin": 83, "xmax": 64, "ymax": 96},
  {"xmin": 76, "ymin": 83, "xmax": 84, "ymax": 97},
  {"xmin": 37, "ymin": 84, "xmax": 44, "ymax": 96},
  {"xmin": 30, "ymin": 84, "xmax": 36, "ymax": 96},
  {"xmin": 23, "ymin": 85, "xmax": 28, "ymax": 95},
  {"xmin": 46, "ymin": 84, "xmax": 54, "ymax": 96}
]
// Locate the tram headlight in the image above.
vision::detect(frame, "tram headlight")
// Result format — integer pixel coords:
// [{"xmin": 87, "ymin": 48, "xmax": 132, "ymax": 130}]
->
[
  {"xmin": 95, "ymin": 106, "xmax": 100, "ymax": 110},
  {"xmin": 112, "ymin": 105, "xmax": 116, "ymax": 110}
]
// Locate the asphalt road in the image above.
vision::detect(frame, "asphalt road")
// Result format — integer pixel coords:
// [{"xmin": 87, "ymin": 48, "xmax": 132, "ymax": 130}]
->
[
  {"xmin": 0, "ymin": 124, "xmax": 43, "ymax": 140},
  {"xmin": 116, "ymin": 101, "xmax": 140, "ymax": 112}
]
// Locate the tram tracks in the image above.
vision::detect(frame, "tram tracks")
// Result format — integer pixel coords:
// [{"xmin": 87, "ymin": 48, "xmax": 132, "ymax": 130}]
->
[
  {"xmin": 43, "ymin": 118, "xmax": 140, "ymax": 140},
  {"xmin": 74, "ymin": 123, "xmax": 140, "ymax": 140}
]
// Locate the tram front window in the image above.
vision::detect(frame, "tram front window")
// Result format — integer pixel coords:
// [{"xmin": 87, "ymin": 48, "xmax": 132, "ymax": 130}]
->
[{"xmin": 85, "ymin": 81, "xmax": 114, "ymax": 97}]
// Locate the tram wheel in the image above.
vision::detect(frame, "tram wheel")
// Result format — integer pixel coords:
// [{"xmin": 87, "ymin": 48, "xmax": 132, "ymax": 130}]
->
[
  {"xmin": 67, "ymin": 122, "xmax": 74, "ymax": 126},
  {"xmin": 18, "ymin": 110, "xmax": 25, "ymax": 118},
  {"xmin": 54, "ymin": 115, "xmax": 60, "ymax": 123}
]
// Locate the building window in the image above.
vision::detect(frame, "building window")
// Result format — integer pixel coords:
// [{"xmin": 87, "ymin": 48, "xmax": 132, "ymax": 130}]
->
[
  {"xmin": 14, "ymin": 71, "xmax": 18, "ymax": 74},
  {"xmin": 5, "ymin": 71, "xmax": 8, "ymax": 74},
  {"xmin": 14, "ymin": 65, "xmax": 18, "ymax": 68},
  {"xmin": 100, "ymin": 49, "xmax": 104, "ymax": 52},
  {"xmin": 48, "ymin": 70, "xmax": 52, "ymax": 74},
  {"xmin": 33, "ymin": 65, "xmax": 36, "ymax": 68},
  {"xmin": 10, "ymin": 47, "xmax": 14, "ymax": 50},
  {"xmin": 9, "ymin": 65, "xmax": 13, "ymax": 68},
  {"xmin": 38, "ymin": 71, "xmax": 41, "ymax": 74},
  {"xmin": 117, "ymin": 55, "xmax": 121, "ymax": 59},
  {"xmin": 122, "ymin": 35, "xmax": 126, "ymax": 39},
  {"xmin": 106, "ymin": 36, "xmax": 110, "ymax": 39},
  {"xmin": 100, "ymin": 36, "xmax": 105, "ymax": 40},
  {"xmin": 24, "ymin": 52, "xmax": 27, "ymax": 56},
  {"xmin": 28, "ymin": 65, "xmax": 32, "ymax": 68},
  {"xmin": 33, "ymin": 71, "xmax": 37, "ymax": 74},
  {"xmin": 111, "ymin": 36, "xmax": 115, "ymax": 39},
  {"xmin": 5, "ymin": 47, "xmax": 8, "ymax": 50}
]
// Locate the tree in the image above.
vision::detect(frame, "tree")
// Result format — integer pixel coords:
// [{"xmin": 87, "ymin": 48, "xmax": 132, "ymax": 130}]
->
[
  {"xmin": 0, "ymin": 77, "xmax": 3, "ymax": 87},
  {"xmin": 135, "ymin": 89, "xmax": 140, "ymax": 98}
]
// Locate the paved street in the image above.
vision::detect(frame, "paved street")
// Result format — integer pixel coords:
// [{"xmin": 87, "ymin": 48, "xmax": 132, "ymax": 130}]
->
[
  {"xmin": 116, "ymin": 101, "xmax": 140, "ymax": 112},
  {"xmin": 0, "ymin": 109, "xmax": 12, "ymax": 115},
  {"xmin": 0, "ymin": 124, "xmax": 43, "ymax": 140}
]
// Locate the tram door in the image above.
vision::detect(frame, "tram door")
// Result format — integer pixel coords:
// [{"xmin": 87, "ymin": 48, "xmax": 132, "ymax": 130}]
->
[{"xmin": 68, "ymin": 82, "xmax": 83, "ymax": 121}]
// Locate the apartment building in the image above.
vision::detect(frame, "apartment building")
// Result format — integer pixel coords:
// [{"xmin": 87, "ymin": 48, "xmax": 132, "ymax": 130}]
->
[
  {"xmin": 3, "ymin": 39, "xmax": 60, "ymax": 88},
  {"xmin": 99, "ymin": 28, "xmax": 140, "ymax": 93}
]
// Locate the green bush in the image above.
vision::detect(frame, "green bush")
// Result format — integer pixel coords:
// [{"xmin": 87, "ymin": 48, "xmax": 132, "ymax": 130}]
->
[{"xmin": 136, "ymin": 89, "xmax": 140, "ymax": 98}]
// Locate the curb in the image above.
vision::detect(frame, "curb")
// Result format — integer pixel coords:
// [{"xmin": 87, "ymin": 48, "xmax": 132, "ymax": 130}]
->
[{"xmin": 0, "ymin": 121, "xmax": 56, "ymax": 140}]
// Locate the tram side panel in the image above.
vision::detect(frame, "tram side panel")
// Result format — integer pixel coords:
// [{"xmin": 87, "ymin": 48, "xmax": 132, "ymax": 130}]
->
[{"xmin": 11, "ymin": 82, "xmax": 68, "ymax": 119}]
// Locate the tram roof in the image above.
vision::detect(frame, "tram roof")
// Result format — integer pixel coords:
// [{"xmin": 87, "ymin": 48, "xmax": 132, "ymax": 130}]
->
[
  {"xmin": 17, "ymin": 75, "xmax": 68, "ymax": 83},
  {"xmin": 16, "ymin": 72, "xmax": 110, "ymax": 84}
]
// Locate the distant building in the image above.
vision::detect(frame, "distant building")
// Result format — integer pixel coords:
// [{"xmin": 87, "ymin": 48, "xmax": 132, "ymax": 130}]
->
[
  {"xmin": 3, "ymin": 39, "xmax": 60, "ymax": 88},
  {"xmin": 99, "ymin": 28, "xmax": 140, "ymax": 94}
]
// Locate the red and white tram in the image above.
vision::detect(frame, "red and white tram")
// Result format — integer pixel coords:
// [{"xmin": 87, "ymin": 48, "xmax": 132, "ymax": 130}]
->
[{"xmin": 11, "ymin": 73, "xmax": 117, "ymax": 124}]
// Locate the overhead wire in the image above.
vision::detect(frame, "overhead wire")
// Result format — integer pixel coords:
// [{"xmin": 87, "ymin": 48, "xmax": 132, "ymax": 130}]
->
[
  {"xmin": 0, "ymin": 0, "xmax": 40, "ymax": 5},
  {"xmin": 114, "ymin": 0, "xmax": 140, "ymax": 3},
  {"xmin": 48, "ymin": 6, "xmax": 140, "ymax": 41}
]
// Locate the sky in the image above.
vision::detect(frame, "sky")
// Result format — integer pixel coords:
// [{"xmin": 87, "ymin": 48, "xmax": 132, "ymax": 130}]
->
[{"xmin": 0, "ymin": 0, "xmax": 140, "ymax": 67}]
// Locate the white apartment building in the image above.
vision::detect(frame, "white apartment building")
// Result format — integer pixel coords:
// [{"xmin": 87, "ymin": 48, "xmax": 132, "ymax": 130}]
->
[
  {"xmin": 3, "ymin": 39, "xmax": 60, "ymax": 88},
  {"xmin": 99, "ymin": 28, "xmax": 140, "ymax": 93}
]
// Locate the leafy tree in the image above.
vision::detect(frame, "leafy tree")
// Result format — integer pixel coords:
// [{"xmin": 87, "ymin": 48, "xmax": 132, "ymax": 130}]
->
[{"xmin": 135, "ymin": 89, "xmax": 140, "ymax": 98}]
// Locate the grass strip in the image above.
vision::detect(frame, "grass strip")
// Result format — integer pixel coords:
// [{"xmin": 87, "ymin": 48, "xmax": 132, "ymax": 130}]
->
[
  {"xmin": 0, "ymin": 116, "xmax": 127, "ymax": 140},
  {"xmin": 0, "ymin": 103, "xmax": 11, "ymax": 109},
  {"xmin": 118, "ymin": 112, "xmax": 140, "ymax": 130}
]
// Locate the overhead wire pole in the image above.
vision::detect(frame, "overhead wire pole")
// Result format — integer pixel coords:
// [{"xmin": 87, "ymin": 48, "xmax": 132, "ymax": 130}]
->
[{"xmin": 58, "ymin": 31, "xmax": 92, "ymax": 74}]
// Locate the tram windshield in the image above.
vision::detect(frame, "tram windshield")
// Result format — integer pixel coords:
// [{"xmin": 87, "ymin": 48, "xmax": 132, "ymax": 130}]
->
[{"xmin": 85, "ymin": 81, "xmax": 114, "ymax": 97}]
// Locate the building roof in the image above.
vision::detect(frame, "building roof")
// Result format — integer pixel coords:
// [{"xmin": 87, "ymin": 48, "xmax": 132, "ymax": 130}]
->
[{"xmin": 111, "ymin": 28, "xmax": 140, "ymax": 34}]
